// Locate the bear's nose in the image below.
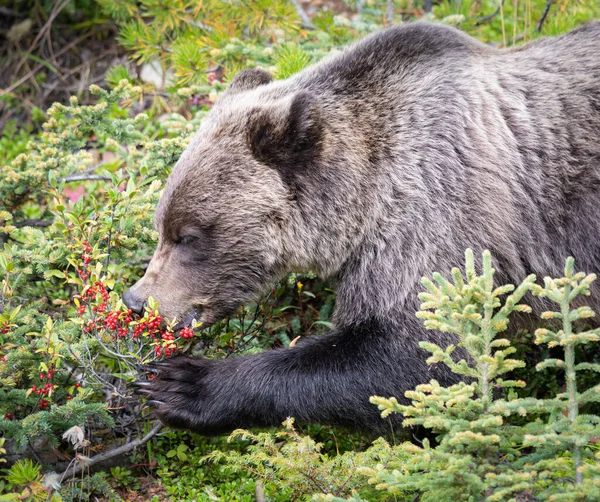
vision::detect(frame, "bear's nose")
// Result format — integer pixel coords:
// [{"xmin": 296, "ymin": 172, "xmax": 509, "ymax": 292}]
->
[{"xmin": 122, "ymin": 289, "xmax": 146, "ymax": 314}]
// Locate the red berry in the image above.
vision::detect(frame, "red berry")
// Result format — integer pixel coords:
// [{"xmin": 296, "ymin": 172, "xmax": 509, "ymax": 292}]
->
[{"xmin": 180, "ymin": 327, "xmax": 194, "ymax": 339}]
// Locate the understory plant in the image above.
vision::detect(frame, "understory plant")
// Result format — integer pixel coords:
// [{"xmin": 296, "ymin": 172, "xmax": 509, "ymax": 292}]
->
[
  {"xmin": 359, "ymin": 251, "xmax": 600, "ymax": 500},
  {"xmin": 220, "ymin": 251, "xmax": 600, "ymax": 501},
  {"xmin": 205, "ymin": 418, "xmax": 402, "ymax": 501}
]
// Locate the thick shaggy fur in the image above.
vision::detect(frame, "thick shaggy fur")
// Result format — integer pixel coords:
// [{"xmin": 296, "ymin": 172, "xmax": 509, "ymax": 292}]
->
[{"xmin": 124, "ymin": 22, "xmax": 600, "ymax": 435}]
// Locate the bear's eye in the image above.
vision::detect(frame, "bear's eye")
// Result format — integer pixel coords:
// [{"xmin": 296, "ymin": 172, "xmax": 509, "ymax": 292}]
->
[{"xmin": 176, "ymin": 235, "xmax": 197, "ymax": 246}]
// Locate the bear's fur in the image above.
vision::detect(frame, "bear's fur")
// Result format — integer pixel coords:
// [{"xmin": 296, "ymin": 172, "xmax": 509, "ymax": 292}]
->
[{"xmin": 124, "ymin": 21, "xmax": 600, "ymax": 435}]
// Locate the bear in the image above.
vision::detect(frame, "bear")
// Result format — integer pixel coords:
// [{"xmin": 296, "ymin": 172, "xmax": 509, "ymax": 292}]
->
[{"xmin": 124, "ymin": 21, "xmax": 600, "ymax": 435}]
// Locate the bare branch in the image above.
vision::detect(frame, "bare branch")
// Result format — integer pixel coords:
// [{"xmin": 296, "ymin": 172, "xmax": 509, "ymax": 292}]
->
[
  {"xmin": 289, "ymin": 0, "xmax": 314, "ymax": 30},
  {"xmin": 386, "ymin": 0, "xmax": 394, "ymax": 23},
  {"xmin": 475, "ymin": 0, "xmax": 506, "ymax": 26},
  {"xmin": 14, "ymin": 219, "xmax": 54, "ymax": 228},
  {"xmin": 59, "ymin": 423, "xmax": 163, "ymax": 481},
  {"xmin": 59, "ymin": 173, "xmax": 110, "ymax": 183},
  {"xmin": 255, "ymin": 480, "xmax": 266, "ymax": 502},
  {"xmin": 537, "ymin": 0, "xmax": 553, "ymax": 32}
]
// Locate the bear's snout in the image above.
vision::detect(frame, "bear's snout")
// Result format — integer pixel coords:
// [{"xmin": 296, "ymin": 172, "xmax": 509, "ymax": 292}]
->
[{"xmin": 122, "ymin": 289, "xmax": 146, "ymax": 314}]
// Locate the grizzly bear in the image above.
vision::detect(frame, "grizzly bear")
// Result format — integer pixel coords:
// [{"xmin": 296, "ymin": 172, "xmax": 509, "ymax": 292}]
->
[{"xmin": 124, "ymin": 21, "xmax": 600, "ymax": 435}]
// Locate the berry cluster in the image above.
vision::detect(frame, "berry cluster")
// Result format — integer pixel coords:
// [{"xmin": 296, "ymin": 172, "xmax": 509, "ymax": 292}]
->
[
  {"xmin": 73, "ymin": 241, "xmax": 198, "ymax": 360},
  {"xmin": 31, "ymin": 382, "xmax": 55, "ymax": 397},
  {"xmin": 75, "ymin": 240, "xmax": 94, "ymax": 282},
  {"xmin": 133, "ymin": 314, "xmax": 162, "ymax": 338},
  {"xmin": 101, "ymin": 309, "xmax": 134, "ymax": 338},
  {"xmin": 180, "ymin": 327, "xmax": 194, "ymax": 339},
  {"xmin": 39, "ymin": 369, "xmax": 54, "ymax": 380}
]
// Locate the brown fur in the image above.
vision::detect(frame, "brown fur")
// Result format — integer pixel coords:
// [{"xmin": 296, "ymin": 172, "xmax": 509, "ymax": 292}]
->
[{"xmin": 125, "ymin": 22, "xmax": 600, "ymax": 434}]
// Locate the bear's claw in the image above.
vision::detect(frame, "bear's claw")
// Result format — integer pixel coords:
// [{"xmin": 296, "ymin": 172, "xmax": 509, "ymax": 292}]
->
[
  {"xmin": 132, "ymin": 380, "xmax": 153, "ymax": 388},
  {"xmin": 146, "ymin": 400, "xmax": 165, "ymax": 407}
]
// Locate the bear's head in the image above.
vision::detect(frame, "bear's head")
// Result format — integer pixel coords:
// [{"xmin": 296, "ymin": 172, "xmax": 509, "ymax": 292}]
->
[{"xmin": 123, "ymin": 68, "xmax": 373, "ymax": 327}]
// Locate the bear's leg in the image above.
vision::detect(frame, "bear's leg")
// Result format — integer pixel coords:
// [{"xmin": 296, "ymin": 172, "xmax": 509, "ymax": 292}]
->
[{"xmin": 135, "ymin": 317, "xmax": 454, "ymax": 435}]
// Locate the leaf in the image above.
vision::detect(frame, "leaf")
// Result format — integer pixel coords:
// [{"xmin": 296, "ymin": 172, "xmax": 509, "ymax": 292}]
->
[{"xmin": 43, "ymin": 269, "xmax": 67, "ymax": 280}]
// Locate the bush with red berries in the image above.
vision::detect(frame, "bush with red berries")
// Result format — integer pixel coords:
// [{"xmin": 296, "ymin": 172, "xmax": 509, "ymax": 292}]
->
[{"xmin": 0, "ymin": 82, "xmax": 333, "ymax": 472}]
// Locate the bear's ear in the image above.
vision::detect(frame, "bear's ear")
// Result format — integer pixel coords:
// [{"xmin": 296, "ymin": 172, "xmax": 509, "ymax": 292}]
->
[
  {"xmin": 225, "ymin": 68, "xmax": 273, "ymax": 95},
  {"xmin": 246, "ymin": 91, "xmax": 325, "ymax": 179}
]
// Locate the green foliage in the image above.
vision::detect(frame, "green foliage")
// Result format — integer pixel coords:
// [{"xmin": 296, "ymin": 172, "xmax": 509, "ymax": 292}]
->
[
  {"xmin": 59, "ymin": 472, "xmax": 119, "ymax": 502},
  {"xmin": 273, "ymin": 44, "xmax": 313, "ymax": 80},
  {"xmin": 2, "ymin": 1, "xmax": 600, "ymax": 499},
  {"xmin": 5, "ymin": 459, "xmax": 41, "ymax": 487},
  {"xmin": 203, "ymin": 418, "xmax": 400, "ymax": 501},
  {"xmin": 364, "ymin": 251, "xmax": 600, "ymax": 501},
  {"xmin": 1, "ymin": 459, "xmax": 47, "ymax": 502},
  {"xmin": 109, "ymin": 465, "xmax": 140, "ymax": 491},
  {"xmin": 144, "ymin": 423, "xmax": 374, "ymax": 501},
  {"xmin": 97, "ymin": 0, "xmax": 299, "ymax": 86},
  {"xmin": 431, "ymin": 0, "xmax": 600, "ymax": 44},
  {"xmin": 94, "ymin": 0, "xmax": 382, "ymax": 92}
]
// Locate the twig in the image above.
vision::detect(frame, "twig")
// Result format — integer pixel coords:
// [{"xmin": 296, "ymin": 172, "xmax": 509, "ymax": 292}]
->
[
  {"xmin": 537, "ymin": 0, "xmax": 553, "ymax": 32},
  {"xmin": 424, "ymin": 0, "xmax": 432, "ymax": 13},
  {"xmin": 14, "ymin": 219, "xmax": 53, "ymax": 228},
  {"xmin": 289, "ymin": 0, "xmax": 314, "ymax": 30},
  {"xmin": 255, "ymin": 480, "xmax": 266, "ymax": 502},
  {"xmin": 475, "ymin": 0, "xmax": 505, "ymax": 26},
  {"xmin": 0, "ymin": 29, "xmax": 98, "ymax": 99},
  {"xmin": 386, "ymin": 0, "xmax": 395, "ymax": 23},
  {"xmin": 12, "ymin": 0, "xmax": 70, "ymax": 76},
  {"xmin": 59, "ymin": 173, "xmax": 110, "ymax": 183},
  {"xmin": 59, "ymin": 423, "xmax": 163, "ymax": 481}
]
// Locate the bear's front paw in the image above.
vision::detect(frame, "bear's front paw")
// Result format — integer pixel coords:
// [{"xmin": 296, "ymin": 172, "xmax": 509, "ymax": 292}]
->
[{"xmin": 134, "ymin": 356, "xmax": 225, "ymax": 434}]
